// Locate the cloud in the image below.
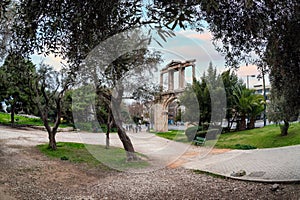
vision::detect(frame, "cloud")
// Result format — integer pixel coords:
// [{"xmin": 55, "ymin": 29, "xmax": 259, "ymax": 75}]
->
[
  {"xmin": 31, "ymin": 53, "xmax": 66, "ymax": 71},
  {"xmin": 158, "ymin": 29, "xmax": 225, "ymax": 76},
  {"xmin": 236, "ymin": 64, "xmax": 259, "ymax": 77},
  {"xmin": 43, "ymin": 54, "xmax": 65, "ymax": 71},
  {"xmin": 178, "ymin": 30, "xmax": 213, "ymax": 41}
]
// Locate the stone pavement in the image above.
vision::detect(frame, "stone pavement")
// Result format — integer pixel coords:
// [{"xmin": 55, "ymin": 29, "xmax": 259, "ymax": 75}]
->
[
  {"xmin": 0, "ymin": 125, "xmax": 299, "ymax": 182},
  {"xmin": 183, "ymin": 145, "xmax": 300, "ymax": 182}
]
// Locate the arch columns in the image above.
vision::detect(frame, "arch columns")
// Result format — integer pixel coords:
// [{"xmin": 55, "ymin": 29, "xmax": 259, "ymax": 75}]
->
[
  {"xmin": 154, "ymin": 60, "xmax": 196, "ymax": 132},
  {"xmin": 153, "ymin": 104, "xmax": 168, "ymax": 132}
]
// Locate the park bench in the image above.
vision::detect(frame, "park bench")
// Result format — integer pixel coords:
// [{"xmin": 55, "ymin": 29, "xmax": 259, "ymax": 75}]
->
[{"xmin": 193, "ymin": 137, "xmax": 206, "ymax": 146}]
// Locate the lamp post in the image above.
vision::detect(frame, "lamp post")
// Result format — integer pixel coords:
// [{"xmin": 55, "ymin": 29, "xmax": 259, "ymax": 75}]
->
[
  {"xmin": 247, "ymin": 74, "xmax": 256, "ymax": 89},
  {"xmin": 258, "ymin": 68, "xmax": 267, "ymax": 127},
  {"xmin": 262, "ymin": 72, "xmax": 267, "ymax": 127}
]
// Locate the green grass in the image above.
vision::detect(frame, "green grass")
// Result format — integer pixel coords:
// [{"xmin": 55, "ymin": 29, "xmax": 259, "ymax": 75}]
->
[
  {"xmin": 37, "ymin": 142, "xmax": 149, "ymax": 171},
  {"xmin": 153, "ymin": 123, "xmax": 300, "ymax": 149},
  {"xmin": 215, "ymin": 122, "xmax": 300, "ymax": 149},
  {"xmin": 0, "ymin": 112, "xmax": 71, "ymax": 128},
  {"xmin": 155, "ymin": 130, "xmax": 188, "ymax": 143}
]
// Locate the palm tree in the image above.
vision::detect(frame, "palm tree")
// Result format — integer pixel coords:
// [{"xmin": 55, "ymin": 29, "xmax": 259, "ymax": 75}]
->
[
  {"xmin": 248, "ymin": 94, "xmax": 265, "ymax": 129},
  {"xmin": 233, "ymin": 85, "xmax": 264, "ymax": 131}
]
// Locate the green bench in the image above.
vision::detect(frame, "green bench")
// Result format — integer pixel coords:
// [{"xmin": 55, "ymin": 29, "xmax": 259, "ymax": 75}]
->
[{"xmin": 193, "ymin": 137, "xmax": 206, "ymax": 146}]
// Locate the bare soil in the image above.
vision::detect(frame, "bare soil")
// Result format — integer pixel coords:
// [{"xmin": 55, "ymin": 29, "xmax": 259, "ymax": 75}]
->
[{"xmin": 1, "ymin": 141, "xmax": 300, "ymax": 200}]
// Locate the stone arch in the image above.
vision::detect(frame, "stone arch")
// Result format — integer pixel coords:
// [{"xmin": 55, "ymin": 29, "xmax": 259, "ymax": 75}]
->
[
  {"xmin": 162, "ymin": 95, "xmax": 177, "ymax": 110},
  {"xmin": 153, "ymin": 60, "xmax": 196, "ymax": 132}
]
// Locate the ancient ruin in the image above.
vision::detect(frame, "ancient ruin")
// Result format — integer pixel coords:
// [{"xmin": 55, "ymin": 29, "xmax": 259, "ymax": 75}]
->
[{"xmin": 153, "ymin": 60, "xmax": 196, "ymax": 132}]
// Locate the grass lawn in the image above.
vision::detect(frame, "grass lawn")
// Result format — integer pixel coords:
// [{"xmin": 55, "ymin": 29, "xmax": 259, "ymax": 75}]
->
[
  {"xmin": 0, "ymin": 112, "xmax": 71, "ymax": 128},
  {"xmin": 154, "ymin": 123, "xmax": 300, "ymax": 149},
  {"xmin": 155, "ymin": 130, "xmax": 188, "ymax": 143},
  {"xmin": 37, "ymin": 142, "xmax": 149, "ymax": 171},
  {"xmin": 215, "ymin": 122, "xmax": 300, "ymax": 149}
]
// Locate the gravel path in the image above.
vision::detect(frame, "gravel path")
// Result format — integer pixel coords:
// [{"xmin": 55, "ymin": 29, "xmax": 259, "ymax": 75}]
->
[{"xmin": 1, "ymin": 140, "xmax": 300, "ymax": 199}]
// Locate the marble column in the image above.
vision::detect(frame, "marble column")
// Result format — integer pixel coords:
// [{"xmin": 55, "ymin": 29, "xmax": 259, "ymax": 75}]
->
[
  {"xmin": 160, "ymin": 73, "xmax": 164, "ymax": 90},
  {"xmin": 168, "ymin": 70, "xmax": 174, "ymax": 91},
  {"xmin": 192, "ymin": 64, "xmax": 195, "ymax": 83},
  {"xmin": 179, "ymin": 68, "xmax": 185, "ymax": 89}
]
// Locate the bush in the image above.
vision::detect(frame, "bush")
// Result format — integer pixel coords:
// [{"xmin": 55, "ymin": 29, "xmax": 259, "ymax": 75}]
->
[
  {"xmin": 234, "ymin": 144, "xmax": 257, "ymax": 150},
  {"xmin": 60, "ymin": 156, "xmax": 69, "ymax": 160}
]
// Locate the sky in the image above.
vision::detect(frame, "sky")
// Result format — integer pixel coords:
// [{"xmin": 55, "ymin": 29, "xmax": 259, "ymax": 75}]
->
[
  {"xmin": 149, "ymin": 29, "xmax": 269, "ymax": 88},
  {"xmin": 30, "ymin": 28, "xmax": 269, "ymax": 89}
]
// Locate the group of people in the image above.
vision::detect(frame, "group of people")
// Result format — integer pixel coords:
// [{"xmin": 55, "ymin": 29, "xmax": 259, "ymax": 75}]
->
[{"xmin": 125, "ymin": 124, "xmax": 142, "ymax": 133}]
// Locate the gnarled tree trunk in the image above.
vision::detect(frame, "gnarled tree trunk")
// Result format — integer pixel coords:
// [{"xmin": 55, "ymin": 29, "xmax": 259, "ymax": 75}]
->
[
  {"xmin": 48, "ymin": 131, "xmax": 57, "ymax": 149},
  {"xmin": 105, "ymin": 110, "xmax": 113, "ymax": 149},
  {"xmin": 10, "ymin": 103, "xmax": 15, "ymax": 127},
  {"xmin": 238, "ymin": 115, "xmax": 247, "ymax": 131},
  {"xmin": 112, "ymin": 84, "xmax": 138, "ymax": 161},
  {"xmin": 248, "ymin": 117, "xmax": 256, "ymax": 129},
  {"xmin": 280, "ymin": 120, "xmax": 289, "ymax": 136},
  {"xmin": 116, "ymin": 123, "xmax": 138, "ymax": 161}
]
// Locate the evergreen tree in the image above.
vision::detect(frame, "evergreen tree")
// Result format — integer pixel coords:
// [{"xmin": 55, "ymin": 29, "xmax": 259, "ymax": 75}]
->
[{"xmin": 0, "ymin": 53, "xmax": 35, "ymax": 126}]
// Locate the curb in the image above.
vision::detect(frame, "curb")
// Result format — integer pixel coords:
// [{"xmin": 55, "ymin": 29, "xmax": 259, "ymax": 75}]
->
[{"xmin": 192, "ymin": 169, "xmax": 300, "ymax": 184}]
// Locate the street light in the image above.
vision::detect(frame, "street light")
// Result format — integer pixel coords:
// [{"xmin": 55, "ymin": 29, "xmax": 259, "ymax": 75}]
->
[
  {"xmin": 257, "ymin": 69, "xmax": 267, "ymax": 127},
  {"xmin": 262, "ymin": 72, "xmax": 267, "ymax": 127},
  {"xmin": 247, "ymin": 74, "xmax": 256, "ymax": 89}
]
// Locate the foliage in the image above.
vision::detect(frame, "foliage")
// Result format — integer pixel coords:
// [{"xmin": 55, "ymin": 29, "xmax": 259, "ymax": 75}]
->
[
  {"xmin": 13, "ymin": 0, "xmax": 143, "ymax": 64},
  {"xmin": 132, "ymin": 83, "xmax": 161, "ymax": 103},
  {"xmin": 233, "ymin": 85, "xmax": 264, "ymax": 131},
  {"xmin": 179, "ymin": 84, "xmax": 199, "ymax": 123},
  {"xmin": 202, "ymin": 1, "xmax": 300, "ymax": 135},
  {"xmin": 180, "ymin": 62, "xmax": 223, "ymax": 126},
  {"xmin": 146, "ymin": 0, "xmax": 204, "ymax": 31},
  {"xmin": 221, "ymin": 70, "xmax": 242, "ymax": 130},
  {"xmin": 147, "ymin": 0, "xmax": 300, "ymax": 136},
  {"xmin": 175, "ymin": 108, "xmax": 182, "ymax": 122},
  {"xmin": 234, "ymin": 144, "xmax": 257, "ymax": 150},
  {"xmin": 0, "ymin": 53, "xmax": 36, "ymax": 125},
  {"xmin": 0, "ymin": 0, "xmax": 15, "ymax": 61},
  {"xmin": 4, "ymin": 0, "xmax": 297, "ymax": 151},
  {"xmin": 73, "ymin": 29, "xmax": 162, "ymax": 159},
  {"xmin": 215, "ymin": 123, "xmax": 300, "ymax": 149},
  {"xmin": 32, "ymin": 63, "xmax": 72, "ymax": 149},
  {"xmin": 61, "ymin": 89, "xmax": 73, "ymax": 124},
  {"xmin": 267, "ymin": 90, "xmax": 299, "ymax": 135}
]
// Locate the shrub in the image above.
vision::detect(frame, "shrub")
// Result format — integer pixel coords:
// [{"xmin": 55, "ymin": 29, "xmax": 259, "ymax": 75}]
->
[
  {"xmin": 234, "ymin": 144, "xmax": 257, "ymax": 150},
  {"xmin": 60, "ymin": 156, "xmax": 69, "ymax": 160}
]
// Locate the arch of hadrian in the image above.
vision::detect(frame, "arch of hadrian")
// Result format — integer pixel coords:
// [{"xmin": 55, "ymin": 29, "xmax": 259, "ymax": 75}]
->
[{"xmin": 153, "ymin": 59, "xmax": 196, "ymax": 132}]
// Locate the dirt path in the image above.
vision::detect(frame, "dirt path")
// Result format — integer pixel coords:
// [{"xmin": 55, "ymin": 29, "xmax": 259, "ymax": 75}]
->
[
  {"xmin": 1, "ymin": 143, "xmax": 299, "ymax": 200},
  {"xmin": 1, "ymin": 127, "xmax": 300, "ymax": 199}
]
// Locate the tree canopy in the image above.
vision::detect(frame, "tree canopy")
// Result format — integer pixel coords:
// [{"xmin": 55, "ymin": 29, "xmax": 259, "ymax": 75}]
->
[
  {"xmin": 0, "ymin": 0, "xmax": 298, "ymax": 146},
  {"xmin": 0, "ymin": 53, "xmax": 36, "ymax": 125}
]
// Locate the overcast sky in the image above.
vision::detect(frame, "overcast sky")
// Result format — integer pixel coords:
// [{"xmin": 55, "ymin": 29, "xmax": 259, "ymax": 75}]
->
[{"xmin": 30, "ymin": 28, "xmax": 269, "ymax": 89}]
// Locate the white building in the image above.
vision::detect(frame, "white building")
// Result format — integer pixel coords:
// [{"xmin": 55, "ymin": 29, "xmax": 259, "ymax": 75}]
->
[{"xmin": 253, "ymin": 84, "xmax": 271, "ymax": 100}]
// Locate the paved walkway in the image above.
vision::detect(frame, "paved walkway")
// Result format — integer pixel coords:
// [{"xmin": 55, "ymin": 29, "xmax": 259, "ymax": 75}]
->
[
  {"xmin": 0, "ymin": 125, "xmax": 299, "ymax": 182},
  {"xmin": 183, "ymin": 145, "xmax": 300, "ymax": 182}
]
